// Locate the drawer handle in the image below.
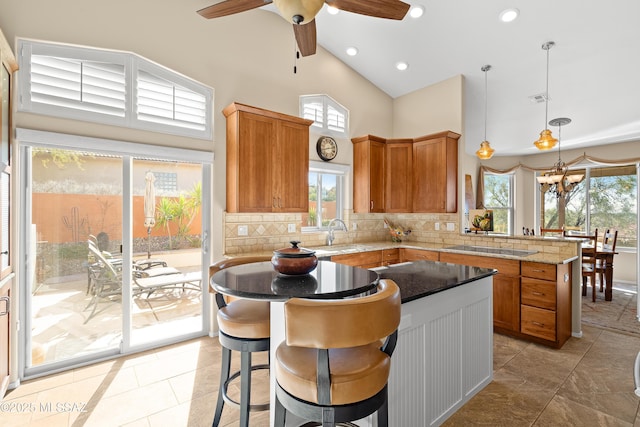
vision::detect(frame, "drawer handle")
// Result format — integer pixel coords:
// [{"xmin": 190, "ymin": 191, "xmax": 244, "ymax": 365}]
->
[
  {"xmin": 532, "ymin": 321, "xmax": 545, "ymax": 327},
  {"xmin": 532, "ymin": 269, "xmax": 545, "ymax": 273},
  {"xmin": 532, "ymin": 291, "xmax": 544, "ymax": 296}
]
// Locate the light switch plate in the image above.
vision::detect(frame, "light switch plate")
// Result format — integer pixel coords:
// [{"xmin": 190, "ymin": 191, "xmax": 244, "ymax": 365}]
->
[
  {"xmin": 434, "ymin": 222, "xmax": 440, "ymax": 231},
  {"xmin": 237, "ymin": 225, "xmax": 248, "ymax": 236},
  {"xmin": 287, "ymin": 223, "xmax": 296, "ymax": 233},
  {"xmin": 446, "ymin": 222, "xmax": 455, "ymax": 231}
]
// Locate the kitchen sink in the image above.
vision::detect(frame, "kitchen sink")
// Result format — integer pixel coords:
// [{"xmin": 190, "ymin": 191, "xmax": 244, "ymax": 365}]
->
[{"xmin": 445, "ymin": 245, "xmax": 537, "ymax": 257}]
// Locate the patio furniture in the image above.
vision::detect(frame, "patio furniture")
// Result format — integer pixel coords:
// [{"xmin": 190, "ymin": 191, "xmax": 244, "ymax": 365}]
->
[{"xmin": 85, "ymin": 244, "xmax": 201, "ymax": 322}]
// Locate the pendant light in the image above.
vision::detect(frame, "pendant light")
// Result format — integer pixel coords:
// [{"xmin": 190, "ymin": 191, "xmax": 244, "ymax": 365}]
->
[
  {"xmin": 533, "ymin": 41, "xmax": 558, "ymax": 150},
  {"xmin": 476, "ymin": 65, "xmax": 495, "ymax": 160}
]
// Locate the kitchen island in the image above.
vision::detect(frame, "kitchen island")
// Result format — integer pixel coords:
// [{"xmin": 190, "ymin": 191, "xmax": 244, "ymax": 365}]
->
[{"xmin": 211, "ymin": 259, "xmax": 496, "ymax": 426}]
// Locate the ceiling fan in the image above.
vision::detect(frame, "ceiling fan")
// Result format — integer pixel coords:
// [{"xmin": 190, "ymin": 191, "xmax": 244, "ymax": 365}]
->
[{"xmin": 197, "ymin": 0, "xmax": 411, "ymax": 57}]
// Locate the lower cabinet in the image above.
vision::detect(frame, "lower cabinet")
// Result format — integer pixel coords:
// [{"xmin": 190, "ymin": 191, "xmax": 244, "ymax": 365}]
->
[
  {"xmin": 331, "ymin": 250, "xmax": 382, "ymax": 269},
  {"xmin": 400, "ymin": 248, "xmax": 439, "ymax": 262}
]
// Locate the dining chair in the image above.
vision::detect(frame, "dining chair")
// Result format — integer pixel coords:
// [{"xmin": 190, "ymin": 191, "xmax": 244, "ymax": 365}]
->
[
  {"xmin": 597, "ymin": 229, "xmax": 618, "ymax": 292},
  {"xmin": 581, "ymin": 229, "xmax": 599, "ymax": 302},
  {"xmin": 540, "ymin": 226, "xmax": 564, "ymax": 236},
  {"xmin": 209, "ymin": 256, "xmax": 272, "ymax": 427},
  {"xmin": 274, "ymin": 279, "xmax": 401, "ymax": 427}
]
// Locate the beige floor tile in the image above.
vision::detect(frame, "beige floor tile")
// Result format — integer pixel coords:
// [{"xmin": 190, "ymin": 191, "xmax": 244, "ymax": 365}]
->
[{"xmin": 533, "ymin": 394, "xmax": 634, "ymax": 427}]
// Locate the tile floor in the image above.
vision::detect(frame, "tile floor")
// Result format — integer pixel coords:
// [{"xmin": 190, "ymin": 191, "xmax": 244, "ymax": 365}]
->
[{"xmin": 3, "ymin": 291, "xmax": 640, "ymax": 426}]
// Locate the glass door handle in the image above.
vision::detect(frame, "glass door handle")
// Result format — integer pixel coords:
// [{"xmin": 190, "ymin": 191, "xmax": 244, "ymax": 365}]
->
[{"xmin": 0, "ymin": 296, "xmax": 9, "ymax": 316}]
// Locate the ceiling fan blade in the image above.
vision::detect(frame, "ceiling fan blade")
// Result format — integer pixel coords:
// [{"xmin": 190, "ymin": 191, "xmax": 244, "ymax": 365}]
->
[
  {"xmin": 197, "ymin": 0, "xmax": 272, "ymax": 19},
  {"xmin": 293, "ymin": 20, "xmax": 317, "ymax": 57},
  {"xmin": 325, "ymin": 0, "xmax": 410, "ymax": 20}
]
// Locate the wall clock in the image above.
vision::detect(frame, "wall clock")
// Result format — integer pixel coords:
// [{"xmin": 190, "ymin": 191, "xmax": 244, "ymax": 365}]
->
[{"xmin": 316, "ymin": 136, "xmax": 338, "ymax": 161}]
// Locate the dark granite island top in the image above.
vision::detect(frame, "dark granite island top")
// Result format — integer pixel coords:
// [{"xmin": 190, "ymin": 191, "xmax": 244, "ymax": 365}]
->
[{"xmin": 372, "ymin": 260, "xmax": 497, "ymax": 303}]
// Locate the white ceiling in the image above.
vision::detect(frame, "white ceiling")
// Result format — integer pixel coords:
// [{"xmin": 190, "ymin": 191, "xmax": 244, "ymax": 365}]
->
[{"xmin": 275, "ymin": 0, "xmax": 640, "ymax": 157}]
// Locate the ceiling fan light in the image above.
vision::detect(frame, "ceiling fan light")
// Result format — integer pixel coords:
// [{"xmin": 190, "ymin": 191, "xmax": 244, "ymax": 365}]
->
[
  {"xmin": 533, "ymin": 129, "xmax": 558, "ymax": 150},
  {"xmin": 476, "ymin": 140, "xmax": 494, "ymax": 160},
  {"xmin": 274, "ymin": 0, "xmax": 325, "ymax": 25}
]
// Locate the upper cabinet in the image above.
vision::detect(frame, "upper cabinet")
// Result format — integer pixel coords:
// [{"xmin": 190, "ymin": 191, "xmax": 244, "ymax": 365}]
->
[
  {"xmin": 224, "ymin": 103, "xmax": 313, "ymax": 213},
  {"xmin": 412, "ymin": 131, "xmax": 459, "ymax": 213},
  {"xmin": 352, "ymin": 135, "xmax": 386, "ymax": 213},
  {"xmin": 352, "ymin": 131, "xmax": 460, "ymax": 213}
]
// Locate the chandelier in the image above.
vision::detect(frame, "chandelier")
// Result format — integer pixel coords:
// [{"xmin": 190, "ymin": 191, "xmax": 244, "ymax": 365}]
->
[
  {"xmin": 533, "ymin": 41, "xmax": 558, "ymax": 151},
  {"xmin": 476, "ymin": 65, "xmax": 495, "ymax": 160},
  {"xmin": 536, "ymin": 117, "xmax": 584, "ymax": 198}
]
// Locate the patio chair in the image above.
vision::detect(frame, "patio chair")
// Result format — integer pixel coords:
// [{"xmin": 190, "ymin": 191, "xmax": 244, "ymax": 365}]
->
[{"xmin": 85, "ymin": 244, "xmax": 199, "ymax": 322}]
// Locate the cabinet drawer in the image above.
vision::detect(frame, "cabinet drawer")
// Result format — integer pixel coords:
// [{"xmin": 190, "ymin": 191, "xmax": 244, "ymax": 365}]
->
[
  {"xmin": 521, "ymin": 277, "xmax": 556, "ymax": 310},
  {"xmin": 332, "ymin": 250, "xmax": 382, "ymax": 267},
  {"xmin": 401, "ymin": 248, "xmax": 439, "ymax": 262},
  {"xmin": 522, "ymin": 261, "xmax": 556, "ymax": 281},
  {"xmin": 521, "ymin": 305, "xmax": 556, "ymax": 341},
  {"xmin": 382, "ymin": 248, "xmax": 400, "ymax": 264}
]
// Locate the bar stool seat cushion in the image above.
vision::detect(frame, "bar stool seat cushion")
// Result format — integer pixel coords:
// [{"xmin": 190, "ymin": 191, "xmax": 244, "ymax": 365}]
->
[
  {"xmin": 217, "ymin": 299, "xmax": 270, "ymax": 339},
  {"xmin": 276, "ymin": 343, "xmax": 390, "ymax": 405}
]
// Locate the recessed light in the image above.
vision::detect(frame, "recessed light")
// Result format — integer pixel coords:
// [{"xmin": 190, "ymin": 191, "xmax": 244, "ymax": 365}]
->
[
  {"xmin": 409, "ymin": 5, "xmax": 425, "ymax": 18},
  {"xmin": 327, "ymin": 6, "xmax": 339, "ymax": 15},
  {"xmin": 499, "ymin": 8, "xmax": 519, "ymax": 23},
  {"xmin": 396, "ymin": 62, "xmax": 409, "ymax": 71},
  {"xmin": 346, "ymin": 47, "xmax": 358, "ymax": 56}
]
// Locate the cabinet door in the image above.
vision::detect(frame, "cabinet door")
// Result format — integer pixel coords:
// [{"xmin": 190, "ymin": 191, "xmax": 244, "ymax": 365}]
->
[
  {"xmin": 237, "ymin": 112, "xmax": 276, "ymax": 212},
  {"xmin": 385, "ymin": 141, "xmax": 413, "ymax": 212},
  {"xmin": 332, "ymin": 250, "xmax": 382, "ymax": 267},
  {"xmin": 353, "ymin": 138, "xmax": 385, "ymax": 213},
  {"xmin": 273, "ymin": 120, "xmax": 309, "ymax": 212},
  {"xmin": 413, "ymin": 138, "xmax": 447, "ymax": 212},
  {"xmin": 493, "ymin": 274, "xmax": 521, "ymax": 332},
  {"xmin": 400, "ymin": 248, "xmax": 439, "ymax": 262}
]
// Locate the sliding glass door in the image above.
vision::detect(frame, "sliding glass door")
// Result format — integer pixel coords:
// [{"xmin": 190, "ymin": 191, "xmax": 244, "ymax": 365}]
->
[{"xmin": 19, "ymin": 130, "xmax": 211, "ymax": 377}]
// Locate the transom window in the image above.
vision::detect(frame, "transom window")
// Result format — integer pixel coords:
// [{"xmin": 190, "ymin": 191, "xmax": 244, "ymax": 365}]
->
[
  {"xmin": 18, "ymin": 39, "xmax": 213, "ymax": 140},
  {"xmin": 300, "ymin": 94, "xmax": 349, "ymax": 136}
]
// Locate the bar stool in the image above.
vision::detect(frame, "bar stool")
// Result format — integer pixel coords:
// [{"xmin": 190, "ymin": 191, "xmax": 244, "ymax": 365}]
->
[
  {"xmin": 210, "ymin": 256, "xmax": 271, "ymax": 427},
  {"xmin": 274, "ymin": 279, "xmax": 401, "ymax": 427}
]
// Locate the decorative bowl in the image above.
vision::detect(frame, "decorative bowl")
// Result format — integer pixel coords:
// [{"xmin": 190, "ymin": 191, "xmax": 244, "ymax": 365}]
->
[{"xmin": 271, "ymin": 241, "xmax": 318, "ymax": 275}]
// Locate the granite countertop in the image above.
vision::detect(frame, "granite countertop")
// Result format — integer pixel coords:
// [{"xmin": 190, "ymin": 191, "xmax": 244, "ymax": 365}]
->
[
  {"xmin": 372, "ymin": 260, "xmax": 496, "ymax": 303},
  {"xmin": 310, "ymin": 241, "xmax": 578, "ymax": 265}
]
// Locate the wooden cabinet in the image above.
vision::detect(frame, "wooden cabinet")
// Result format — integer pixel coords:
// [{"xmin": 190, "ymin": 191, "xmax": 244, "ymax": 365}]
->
[
  {"xmin": 400, "ymin": 248, "xmax": 439, "ymax": 262},
  {"xmin": 385, "ymin": 139, "xmax": 413, "ymax": 212},
  {"xmin": 520, "ymin": 261, "xmax": 572, "ymax": 348},
  {"xmin": 413, "ymin": 131, "xmax": 459, "ymax": 213},
  {"xmin": 381, "ymin": 248, "xmax": 399, "ymax": 265},
  {"xmin": 439, "ymin": 252, "xmax": 521, "ymax": 332},
  {"xmin": 224, "ymin": 102, "xmax": 312, "ymax": 213},
  {"xmin": 352, "ymin": 135, "xmax": 385, "ymax": 213},
  {"xmin": 352, "ymin": 131, "xmax": 459, "ymax": 213}
]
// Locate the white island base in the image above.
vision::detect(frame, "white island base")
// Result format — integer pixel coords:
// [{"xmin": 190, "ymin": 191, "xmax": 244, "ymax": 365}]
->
[{"xmin": 271, "ymin": 275, "xmax": 494, "ymax": 427}]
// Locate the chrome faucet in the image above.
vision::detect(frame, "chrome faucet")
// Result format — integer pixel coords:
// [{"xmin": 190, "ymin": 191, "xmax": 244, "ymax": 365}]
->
[{"xmin": 327, "ymin": 218, "xmax": 348, "ymax": 246}]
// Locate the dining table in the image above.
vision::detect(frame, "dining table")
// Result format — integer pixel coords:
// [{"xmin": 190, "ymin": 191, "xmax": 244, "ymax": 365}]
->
[{"xmin": 210, "ymin": 260, "xmax": 380, "ymax": 425}]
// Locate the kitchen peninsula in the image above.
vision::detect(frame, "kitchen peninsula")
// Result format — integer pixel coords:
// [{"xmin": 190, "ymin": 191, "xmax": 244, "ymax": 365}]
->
[{"xmin": 211, "ymin": 259, "xmax": 496, "ymax": 426}]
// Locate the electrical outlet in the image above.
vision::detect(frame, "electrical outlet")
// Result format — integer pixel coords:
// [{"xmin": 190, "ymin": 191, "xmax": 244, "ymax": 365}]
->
[
  {"xmin": 434, "ymin": 222, "xmax": 440, "ymax": 231},
  {"xmin": 352, "ymin": 222, "xmax": 358, "ymax": 231},
  {"xmin": 288, "ymin": 223, "xmax": 296, "ymax": 233},
  {"xmin": 237, "ymin": 225, "xmax": 248, "ymax": 236},
  {"xmin": 446, "ymin": 222, "xmax": 455, "ymax": 231}
]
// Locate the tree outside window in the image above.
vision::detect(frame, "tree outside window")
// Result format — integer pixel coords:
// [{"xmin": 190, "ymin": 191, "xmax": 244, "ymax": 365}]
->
[{"xmin": 483, "ymin": 173, "xmax": 514, "ymax": 235}]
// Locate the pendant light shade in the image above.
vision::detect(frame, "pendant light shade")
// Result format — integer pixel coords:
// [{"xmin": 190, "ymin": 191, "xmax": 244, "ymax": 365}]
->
[
  {"xmin": 476, "ymin": 64, "xmax": 495, "ymax": 160},
  {"xmin": 533, "ymin": 41, "xmax": 557, "ymax": 150}
]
